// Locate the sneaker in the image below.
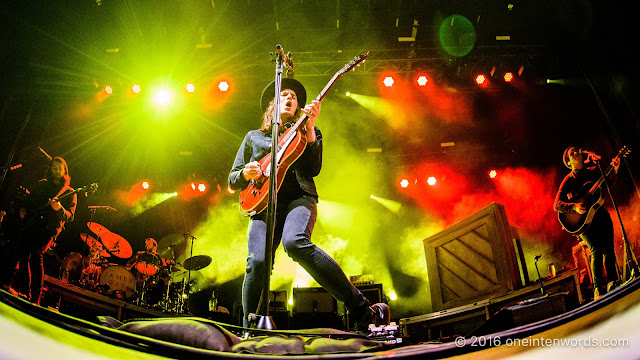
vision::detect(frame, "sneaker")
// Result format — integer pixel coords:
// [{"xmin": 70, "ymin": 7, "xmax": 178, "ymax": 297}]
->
[{"xmin": 355, "ymin": 303, "xmax": 391, "ymax": 332}]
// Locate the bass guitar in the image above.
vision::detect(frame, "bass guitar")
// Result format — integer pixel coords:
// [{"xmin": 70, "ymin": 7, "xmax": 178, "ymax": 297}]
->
[
  {"xmin": 558, "ymin": 146, "xmax": 630, "ymax": 234},
  {"xmin": 239, "ymin": 52, "xmax": 369, "ymax": 215}
]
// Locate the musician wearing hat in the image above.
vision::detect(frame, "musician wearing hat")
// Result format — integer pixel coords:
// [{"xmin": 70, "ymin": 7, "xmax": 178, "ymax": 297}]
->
[
  {"xmin": 554, "ymin": 146, "xmax": 622, "ymax": 300},
  {"xmin": 228, "ymin": 78, "xmax": 389, "ymax": 330}
]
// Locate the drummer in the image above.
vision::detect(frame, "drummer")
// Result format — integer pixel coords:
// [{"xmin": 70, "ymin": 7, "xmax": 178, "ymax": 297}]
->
[{"xmin": 126, "ymin": 238, "xmax": 173, "ymax": 284}]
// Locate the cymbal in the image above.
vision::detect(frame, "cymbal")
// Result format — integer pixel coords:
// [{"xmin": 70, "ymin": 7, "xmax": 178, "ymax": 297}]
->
[
  {"xmin": 87, "ymin": 222, "xmax": 132, "ymax": 258},
  {"xmin": 79, "ymin": 233, "xmax": 110, "ymax": 257},
  {"xmin": 101, "ymin": 232, "xmax": 132, "ymax": 258},
  {"xmin": 157, "ymin": 233, "xmax": 187, "ymax": 260},
  {"xmin": 182, "ymin": 255, "xmax": 212, "ymax": 271},
  {"xmin": 87, "ymin": 222, "xmax": 110, "ymax": 237}
]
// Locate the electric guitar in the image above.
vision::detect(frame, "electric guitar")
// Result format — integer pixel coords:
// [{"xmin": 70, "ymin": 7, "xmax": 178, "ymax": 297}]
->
[
  {"xmin": 239, "ymin": 52, "xmax": 369, "ymax": 215},
  {"xmin": 558, "ymin": 146, "xmax": 630, "ymax": 234},
  {"xmin": 24, "ymin": 183, "xmax": 98, "ymax": 231}
]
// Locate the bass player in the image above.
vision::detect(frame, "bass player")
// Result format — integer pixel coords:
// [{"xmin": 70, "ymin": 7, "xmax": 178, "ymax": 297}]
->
[
  {"xmin": 228, "ymin": 77, "xmax": 389, "ymax": 331},
  {"xmin": 554, "ymin": 146, "xmax": 621, "ymax": 300}
]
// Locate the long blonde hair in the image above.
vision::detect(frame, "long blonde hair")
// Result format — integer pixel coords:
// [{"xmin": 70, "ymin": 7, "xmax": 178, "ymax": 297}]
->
[{"xmin": 259, "ymin": 98, "xmax": 302, "ymax": 133}]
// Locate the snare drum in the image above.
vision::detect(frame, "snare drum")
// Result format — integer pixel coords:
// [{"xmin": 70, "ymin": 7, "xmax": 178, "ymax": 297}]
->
[{"xmin": 98, "ymin": 265, "xmax": 136, "ymax": 299}]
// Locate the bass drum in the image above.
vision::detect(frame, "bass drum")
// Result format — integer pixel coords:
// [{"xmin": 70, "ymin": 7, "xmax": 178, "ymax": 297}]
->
[{"xmin": 98, "ymin": 265, "xmax": 136, "ymax": 299}]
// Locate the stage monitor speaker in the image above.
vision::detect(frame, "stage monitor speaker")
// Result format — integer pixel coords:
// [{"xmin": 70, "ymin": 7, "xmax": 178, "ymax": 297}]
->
[
  {"xmin": 469, "ymin": 293, "xmax": 566, "ymax": 336},
  {"xmin": 293, "ymin": 287, "xmax": 337, "ymax": 314}
]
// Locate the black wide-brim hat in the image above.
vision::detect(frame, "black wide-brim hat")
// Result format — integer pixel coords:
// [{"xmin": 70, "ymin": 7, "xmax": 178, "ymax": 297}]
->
[{"xmin": 260, "ymin": 78, "xmax": 307, "ymax": 113}]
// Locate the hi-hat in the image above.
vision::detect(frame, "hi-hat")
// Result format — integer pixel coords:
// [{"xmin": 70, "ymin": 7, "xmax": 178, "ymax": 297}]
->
[{"xmin": 182, "ymin": 255, "xmax": 212, "ymax": 271}]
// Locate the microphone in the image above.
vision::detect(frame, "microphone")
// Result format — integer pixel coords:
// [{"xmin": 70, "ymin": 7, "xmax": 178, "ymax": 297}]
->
[
  {"xmin": 534, "ymin": 254, "xmax": 542, "ymax": 261},
  {"xmin": 581, "ymin": 150, "xmax": 601, "ymax": 161},
  {"xmin": 88, "ymin": 205, "xmax": 117, "ymax": 211},
  {"xmin": 275, "ymin": 44, "xmax": 294, "ymax": 78}
]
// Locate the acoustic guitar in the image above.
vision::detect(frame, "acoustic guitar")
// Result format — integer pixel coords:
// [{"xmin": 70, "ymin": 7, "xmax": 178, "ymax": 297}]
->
[
  {"xmin": 558, "ymin": 146, "xmax": 630, "ymax": 234},
  {"xmin": 239, "ymin": 52, "xmax": 369, "ymax": 215}
]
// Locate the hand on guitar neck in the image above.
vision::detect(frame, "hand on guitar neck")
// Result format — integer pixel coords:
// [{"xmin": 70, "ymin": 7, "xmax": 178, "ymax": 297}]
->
[{"xmin": 300, "ymin": 100, "xmax": 321, "ymax": 143}]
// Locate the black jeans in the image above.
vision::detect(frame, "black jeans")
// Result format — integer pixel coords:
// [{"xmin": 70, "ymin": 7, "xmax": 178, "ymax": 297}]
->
[{"xmin": 580, "ymin": 209, "xmax": 619, "ymax": 291}]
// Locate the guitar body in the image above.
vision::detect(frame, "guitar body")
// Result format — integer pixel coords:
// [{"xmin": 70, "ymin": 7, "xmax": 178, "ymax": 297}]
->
[
  {"xmin": 239, "ymin": 129, "xmax": 307, "ymax": 215},
  {"xmin": 558, "ymin": 182, "xmax": 604, "ymax": 234},
  {"xmin": 236, "ymin": 52, "xmax": 369, "ymax": 215}
]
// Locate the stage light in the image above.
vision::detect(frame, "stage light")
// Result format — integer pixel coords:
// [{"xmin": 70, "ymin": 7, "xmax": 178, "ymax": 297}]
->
[
  {"xmin": 186, "ymin": 83, "xmax": 196, "ymax": 93},
  {"xmin": 383, "ymin": 76, "xmax": 395, "ymax": 87},
  {"xmin": 218, "ymin": 81, "xmax": 229, "ymax": 92},
  {"xmin": 131, "ymin": 84, "xmax": 141, "ymax": 94},
  {"xmin": 503, "ymin": 72, "xmax": 514, "ymax": 82},
  {"xmin": 427, "ymin": 176, "xmax": 437, "ymax": 186},
  {"xmin": 400, "ymin": 179, "xmax": 409, "ymax": 188},
  {"xmin": 197, "ymin": 183, "xmax": 207, "ymax": 192},
  {"xmin": 104, "ymin": 85, "xmax": 113, "ymax": 95},
  {"xmin": 475, "ymin": 74, "xmax": 487, "ymax": 85},
  {"xmin": 489, "ymin": 170, "xmax": 497, "ymax": 179},
  {"xmin": 153, "ymin": 88, "xmax": 173, "ymax": 106},
  {"xmin": 345, "ymin": 91, "xmax": 351, "ymax": 97},
  {"xmin": 417, "ymin": 75, "xmax": 428, "ymax": 86},
  {"xmin": 141, "ymin": 181, "xmax": 150, "ymax": 190}
]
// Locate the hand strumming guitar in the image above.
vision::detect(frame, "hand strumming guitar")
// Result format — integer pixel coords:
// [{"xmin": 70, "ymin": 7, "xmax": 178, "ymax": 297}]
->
[{"xmin": 242, "ymin": 162, "xmax": 263, "ymax": 181}]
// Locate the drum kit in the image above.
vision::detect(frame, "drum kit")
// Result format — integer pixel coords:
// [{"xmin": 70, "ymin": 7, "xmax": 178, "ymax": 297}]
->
[{"xmin": 60, "ymin": 223, "xmax": 212, "ymax": 314}]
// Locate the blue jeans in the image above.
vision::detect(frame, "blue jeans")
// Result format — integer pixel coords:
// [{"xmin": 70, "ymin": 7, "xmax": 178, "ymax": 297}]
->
[{"xmin": 242, "ymin": 195, "xmax": 367, "ymax": 327}]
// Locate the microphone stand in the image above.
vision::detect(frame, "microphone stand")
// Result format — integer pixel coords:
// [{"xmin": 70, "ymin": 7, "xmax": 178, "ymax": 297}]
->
[
  {"xmin": 250, "ymin": 47, "xmax": 285, "ymax": 331},
  {"xmin": 184, "ymin": 232, "xmax": 197, "ymax": 314},
  {"xmin": 597, "ymin": 160, "xmax": 638, "ymax": 281}
]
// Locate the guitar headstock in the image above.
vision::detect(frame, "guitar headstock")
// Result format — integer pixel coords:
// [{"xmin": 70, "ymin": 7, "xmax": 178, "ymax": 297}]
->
[
  {"xmin": 618, "ymin": 145, "xmax": 631, "ymax": 159},
  {"xmin": 338, "ymin": 51, "xmax": 369, "ymax": 75},
  {"xmin": 81, "ymin": 183, "xmax": 99, "ymax": 195}
]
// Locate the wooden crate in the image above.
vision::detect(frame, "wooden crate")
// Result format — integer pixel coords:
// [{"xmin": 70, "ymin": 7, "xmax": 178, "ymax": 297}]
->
[{"xmin": 424, "ymin": 202, "xmax": 522, "ymax": 311}]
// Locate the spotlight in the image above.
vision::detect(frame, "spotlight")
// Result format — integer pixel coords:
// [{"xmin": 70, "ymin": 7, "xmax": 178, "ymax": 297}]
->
[
  {"xmin": 383, "ymin": 76, "xmax": 395, "ymax": 87},
  {"xmin": 218, "ymin": 81, "xmax": 229, "ymax": 92},
  {"xmin": 131, "ymin": 84, "xmax": 141, "ymax": 94},
  {"xmin": 186, "ymin": 83, "xmax": 196, "ymax": 93},
  {"xmin": 489, "ymin": 170, "xmax": 497, "ymax": 179},
  {"xmin": 153, "ymin": 88, "xmax": 173, "ymax": 106},
  {"xmin": 503, "ymin": 72, "xmax": 514, "ymax": 82},
  {"xmin": 417, "ymin": 75, "xmax": 428, "ymax": 86},
  {"xmin": 427, "ymin": 176, "xmax": 437, "ymax": 186},
  {"xmin": 104, "ymin": 85, "xmax": 113, "ymax": 95},
  {"xmin": 141, "ymin": 181, "xmax": 150, "ymax": 190},
  {"xmin": 475, "ymin": 74, "xmax": 487, "ymax": 85},
  {"xmin": 400, "ymin": 179, "xmax": 409, "ymax": 188}
]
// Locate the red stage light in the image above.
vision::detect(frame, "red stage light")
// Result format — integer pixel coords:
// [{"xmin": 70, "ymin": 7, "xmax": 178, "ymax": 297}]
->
[
  {"xmin": 400, "ymin": 179, "xmax": 409, "ymax": 188},
  {"xmin": 417, "ymin": 75, "xmax": 428, "ymax": 86},
  {"xmin": 383, "ymin": 76, "xmax": 395, "ymax": 87},
  {"xmin": 503, "ymin": 72, "xmax": 514, "ymax": 82},
  {"xmin": 141, "ymin": 181, "xmax": 150, "ymax": 190},
  {"xmin": 475, "ymin": 74, "xmax": 487, "ymax": 85},
  {"xmin": 489, "ymin": 170, "xmax": 497, "ymax": 179}
]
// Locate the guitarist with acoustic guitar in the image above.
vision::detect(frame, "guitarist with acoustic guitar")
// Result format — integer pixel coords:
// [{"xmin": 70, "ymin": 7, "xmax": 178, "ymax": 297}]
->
[
  {"xmin": 554, "ymin": 146, "xmax": 622, "ymax": 301},
  {"xmin": 228, "ymin": 77, "xmax": 389, "ymax": 331},
  {"xmin": 1, "ymin": 156, "xmax": 77, "ymax": 305}
]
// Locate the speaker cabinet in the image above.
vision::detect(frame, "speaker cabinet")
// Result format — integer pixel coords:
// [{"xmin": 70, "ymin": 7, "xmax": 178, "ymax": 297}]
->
[{"xmin": 292, "ymin": 287, "xmax": 340, "ymax": 329}]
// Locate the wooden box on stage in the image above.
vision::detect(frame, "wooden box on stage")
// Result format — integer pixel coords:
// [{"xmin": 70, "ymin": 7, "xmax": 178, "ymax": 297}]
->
[{"xmin": 424, "ymin": 202, "xmax": 522, "ymax": 312}]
